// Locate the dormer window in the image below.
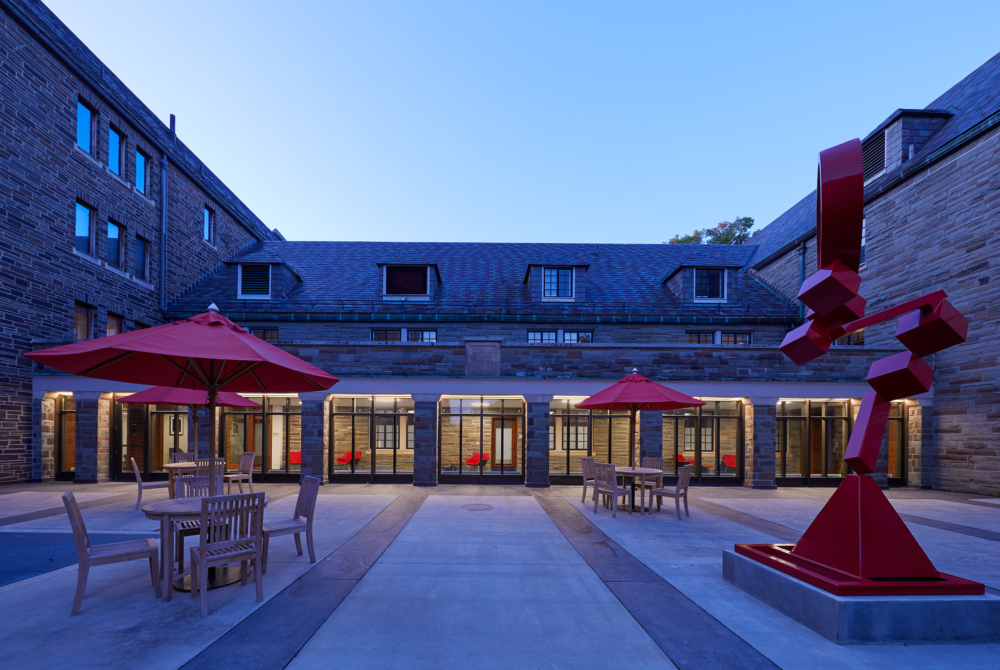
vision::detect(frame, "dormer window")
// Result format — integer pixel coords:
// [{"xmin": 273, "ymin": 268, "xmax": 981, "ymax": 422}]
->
[
  {"xmin": 543, "ymin": 267, "xmax": 573, "ymax": 300},
  {"xmin": 694, "ymin": 268, "xmax": 725, "ymax": 302},
  {"xmin": 238, "ymin": 264, "xmax": 270, "ymax": 299},
  {"xmin": 384, "ymin": 266, "xmax": 428, "ymax": 297}
]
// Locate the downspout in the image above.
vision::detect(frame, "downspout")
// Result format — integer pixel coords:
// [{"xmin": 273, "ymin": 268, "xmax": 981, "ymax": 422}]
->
[
  {"xmin": 159, "ymin": 153, "xmax": 168, "ymax": 311},
  {"xmin": 798, "ymin": 241, "xmax": 806, "ymax": 320}
]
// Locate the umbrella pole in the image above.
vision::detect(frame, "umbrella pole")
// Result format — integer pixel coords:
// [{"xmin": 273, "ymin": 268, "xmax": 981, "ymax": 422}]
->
[
  {"xmin": 192, "ymin": 406, "xmax": 199, "ymax": 459},
  {"xmin": 208, "ymin": 387, "xmax": 218, "ymax": 496},
  {"xmin": 629, "ymin": 408, "xmax": 637, "ymax": 510}
]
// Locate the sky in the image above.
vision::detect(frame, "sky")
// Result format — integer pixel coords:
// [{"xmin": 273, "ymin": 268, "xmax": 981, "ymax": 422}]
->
[{"xmin": 46, "ymin": 0, "xmax": 1000, "ymax": 244}]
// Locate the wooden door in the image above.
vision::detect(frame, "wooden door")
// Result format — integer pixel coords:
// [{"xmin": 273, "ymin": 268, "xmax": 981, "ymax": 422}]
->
[{"xmin": 490, "ymin": 418, "xmax": 517, "ymax": 469}]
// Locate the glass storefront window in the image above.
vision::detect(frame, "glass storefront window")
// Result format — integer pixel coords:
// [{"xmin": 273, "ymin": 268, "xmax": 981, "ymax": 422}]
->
[
  {"xmin": 776, "ymin": 400, "xmax": 852, "ymax": 479},
  {"xmin": 887, "ymin": 402, "xmax": 905, "ymax": 479},
  {"xmin": 662, "ymin": 402, "xmax": 740, "ymax": 478},
  {"xmin": 549, "ymin": 398, "xmax": 592, "ymax": 476},
  {"xmin": 330, "ymin": 396, "xmax": 414, "ymax": 476},
  {"xmin": 439, "ymin": 397, "xmax": 523, "ymax": 476},
  {"xmin": 150, "ymin": 404, "xmax": 189, "ymax": 473},
  {"xmin": 59, "ymin": 395, "xmax": 76, "ymax": 473}
]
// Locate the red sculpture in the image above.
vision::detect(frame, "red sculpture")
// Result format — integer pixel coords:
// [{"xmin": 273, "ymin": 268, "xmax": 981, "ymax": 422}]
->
[{"xmin": 735, "ymin": 139, "xmax": 983, "ymax": 596}]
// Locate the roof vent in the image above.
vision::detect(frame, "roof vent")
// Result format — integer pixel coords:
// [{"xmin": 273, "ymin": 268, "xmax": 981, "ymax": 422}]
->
[{"xmin": 862, "ymin": 131, "xmax": 886, "ymax": 182}]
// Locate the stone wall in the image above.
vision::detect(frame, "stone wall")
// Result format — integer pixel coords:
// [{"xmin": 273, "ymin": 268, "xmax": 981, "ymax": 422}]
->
[{"xmin": 0, "ymin": 2, "xmax": 267, "ymax": 483}]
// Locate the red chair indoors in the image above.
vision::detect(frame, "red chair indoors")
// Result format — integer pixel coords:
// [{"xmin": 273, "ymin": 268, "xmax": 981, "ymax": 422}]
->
[
  {"xmin": 721, "ymin": 454, "xmax": 737, "ymax": 474},
  {"xmin": 336, "ymin": 451, "xmax": 360, "ymax": 465},
  {"xmin": 289, "ymin": 452, "xmax": 301, "ymax": 465},
  {"xmin": 677, "ymin": 454, "xmax": 691, "ymax": 465},
  {"xmin": 465, "ymin": 453, "xmax": 483, "ymax": 466}
]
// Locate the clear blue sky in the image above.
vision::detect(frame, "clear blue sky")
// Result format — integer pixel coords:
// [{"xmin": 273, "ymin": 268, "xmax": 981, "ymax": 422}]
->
[{"xmin": 47, "ymin": 0, "xmax": 1000, "ymax": 244}]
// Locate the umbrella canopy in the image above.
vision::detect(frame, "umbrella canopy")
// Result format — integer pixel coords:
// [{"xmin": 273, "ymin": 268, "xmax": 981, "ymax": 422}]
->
[
  {"xmin": 577, "ymin": 370, "xmax": 704, "ymax": 468},
  {"xmin": 116, "ymin": 387, "xmax": 260, "ymax": 408},
  {"xmin": 576, "ymin": 370, "xmax": 705, "ymax": 412},
  {"xmin": 25, "ymin": 306, "xmax": 338, "ymax": 495}
]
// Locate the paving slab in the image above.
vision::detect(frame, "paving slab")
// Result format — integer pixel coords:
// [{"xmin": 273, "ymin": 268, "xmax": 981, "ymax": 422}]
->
[
  {"xmin": 0, "ymin": 494, "xmax": 396, "ymax": 670},
  {"xmin": 287, "ymin": 495, "xmax": 674, "ymax": 670},
  {"xmin": 572, "ymin": 494, "xmax": 1000, "ymax": 669}
]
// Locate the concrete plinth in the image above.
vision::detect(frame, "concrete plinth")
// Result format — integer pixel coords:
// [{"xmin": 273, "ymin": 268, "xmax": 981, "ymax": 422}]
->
[{"xmin": 722, "ymin": 550, "xmax": 1000, "ymax": 645}]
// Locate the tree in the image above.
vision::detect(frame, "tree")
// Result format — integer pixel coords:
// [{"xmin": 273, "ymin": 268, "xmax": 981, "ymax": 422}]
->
[
  {"xmin": 668, "ymin": 216, "xmax": 754, "ymax": 245},
  {"xmin": 667, "ymin": 229, "xmax": 704, "ymax": 244},
  {"xmin": 705, "ymin": 216, "xmax": 755, "ymax": 244}
]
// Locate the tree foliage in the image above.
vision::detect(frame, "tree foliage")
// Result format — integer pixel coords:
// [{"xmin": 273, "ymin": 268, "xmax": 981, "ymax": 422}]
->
[{"xmin": 667, "ymin": 216, "xmax": 754, "ymax": 245}]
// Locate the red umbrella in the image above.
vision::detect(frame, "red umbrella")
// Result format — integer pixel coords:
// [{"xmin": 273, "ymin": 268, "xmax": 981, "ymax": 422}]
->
[
  {"xmin": 117, "ymin": 387, "xmax": 260, "ymax": 459},
  {"xmin": 25, "ymin": 305, "xmax": 338, "ymax": 495},
  {"xmin": 576, "ymin": 369, "xmax": 705, "ymax": 467}
]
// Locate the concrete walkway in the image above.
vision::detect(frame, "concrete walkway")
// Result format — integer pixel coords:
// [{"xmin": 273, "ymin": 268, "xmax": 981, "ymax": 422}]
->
[
  {"xmin": 286, "ymin": 493, "xmax": 674, "ymax": 669},
  {"xmin": 2, "ymin": 482, "xmax": 999, "ymax": 669}
]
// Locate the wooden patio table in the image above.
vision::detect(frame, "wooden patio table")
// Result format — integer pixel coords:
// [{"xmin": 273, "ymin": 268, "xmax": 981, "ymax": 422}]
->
[
  {"xmin": 615, "ymin": 466, "xmax": 662, "ymax": 515},
  {"xmin": 162, "ymin": 462, "xmax": 196, "ymax": 499},
  {"xmin": 142, "ymin": 494, "xmax": 269, "ymax": 601}
]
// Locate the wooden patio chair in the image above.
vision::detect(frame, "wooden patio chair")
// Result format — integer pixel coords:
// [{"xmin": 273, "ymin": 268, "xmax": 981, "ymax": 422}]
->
[
  {"xmin": 638, "ymin": 456, "xmax": 665, "ymax": 506},
  {"xmin": 190, "ymin": 493, "xmax": 265, "ymax": 617},
  {"xmin": 171, "ymin": 452, "xmax": 197, "ymax": 463},
  {"xmin": 650, "ymin": 463, "xmax": 694, "ymax": 520},
  {"xmin": 224, "ymin": 451, "xmax": 256, "ymax": 493},
  {"xmin": 580, "ymin": 456, "xmax": 596, "ymax": 503},
  {"xmin": 592, "ymin": 463, "xmax": 631, "ymax": 518},
  {"xmin": 195, "ymin": 458, "xmax": 226, "ymax": 477},
  {"xmin": 173, "ymin": 475, "xmax": 223, "ymax": 572},
  {"xmin": 131, "ymin": 457, "xmax": 170, "ymax": 510},
  {"xmin": 63, "ymin": 491, "xmax": 161, "ymax": 615},
  {"xmin": 262, "ymin": 476, "xmax": 320, "ymax": 574}
]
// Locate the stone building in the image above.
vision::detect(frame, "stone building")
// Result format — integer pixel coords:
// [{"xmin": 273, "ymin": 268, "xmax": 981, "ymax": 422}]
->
[
  {"xmin": 0, "ymin": 0, "xmax": 279, "ymax": 484},
  {"xmin": 747, "ymin": 52, "xmax": 1000, "ymax": 495},
  {"xmin": 7, "ymin": 0, "xmax": 985, "ymax": 492}
]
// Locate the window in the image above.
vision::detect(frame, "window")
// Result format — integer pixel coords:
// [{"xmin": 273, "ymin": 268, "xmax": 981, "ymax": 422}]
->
[
  {"xmin": 694, "ymin": 268, "xmax": 725, "ymax": 300},
  {"xmin": 385, "ymin": 266, "xmax": 427, "ymax": 295},
  {"xmin": 108, "ymin": 127, "xmax": 122, "ymax": 174},
  {"xmin": 528, "ymin": 331, "xmax": 556, "ymax": 344},
  {"xmin": 107, "ymin": 220, "xmax": 122, "ymax": 268},
  {"xmin": 372, "ymin": 330, "xmax": 401, "ymax": 342},
  {"xmin": 238, "ymin": 264, "xmax": 270, "ymax": 298},
  {"xmin": 73, "ymin": 303, "xmax": 92, "ymax": 340},
  {"xmin": 106, "ymin": 313, "xmax": 123, "ymax": 337},
  {"xmin": 135, "ymin": 150, "xmax": 147, "ymax": 194},
  {"xmin": 134, "ymin": 236, "xmax": 149, "ymax": 281},
  {"xmin": 543, "ymin": 267, "xmax": 573, "ymax": 298},
  {"xmin": 408, "ymin": 330, "xmax": 437, "ymax": 342},
  {"xmin": 76, "ymin": 101, "xmax": 93, "ymax": 153},
  {"xmin": 203, "ymin": 207, "xmax": 213, "ymax": 243},
  {"xmin": 74, "ymin": 202, "xmax": 92, "ymax": 254},
  {"xmin": 721, "ymin": 332, "xmax": 752, "ymax": 345},
  {"xmin": 860, "ymin": 219, "xmax": 866, "ymax": 266},
  {"xmin": 686, "ymin": 332, "xmax": 714, "ymax": 344},
  {"xmin": 250, "ymin": 329, "xmax": 279, "ymax": 343},
  {"xmin": 563, "ymin": 331, "xmax": 592, "ymax": 344},
  {"xmin": 836, "ymin": 330, "xmax": 865, "ymax": 346},
  {"xmin": 862, "ymin": 131, "xmax": 886, "ymax": 183}
]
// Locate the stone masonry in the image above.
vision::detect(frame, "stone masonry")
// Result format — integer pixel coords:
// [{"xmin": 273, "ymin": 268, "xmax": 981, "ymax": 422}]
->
[
  {"xmin": 743, "ymin": 397, "xmax": 777, "ymax": 489},
  {"xmin": 299, "ymin": 392, "xmax": 329, "ymax": 483},
  {"xmin": 412, "ymin": 394, "xmax": 440, "ymax": 486},
  {"xmin": 524, "ymin": 395, "xmax": 553, "ymax": 487}
]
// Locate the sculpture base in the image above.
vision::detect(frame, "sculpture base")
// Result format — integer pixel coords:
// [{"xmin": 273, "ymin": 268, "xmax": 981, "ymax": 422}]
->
[
  {"xmin": 723, "ymin": 550, "xmax": 1000, "ymax": 644},
  {"xmin": 734, "ymin": 543, "xmax": 984, "ymax": 596}
]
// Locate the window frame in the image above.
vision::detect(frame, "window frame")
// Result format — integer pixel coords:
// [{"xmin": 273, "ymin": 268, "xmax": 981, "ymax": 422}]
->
[
  {"xmin": 237, "ymin": 264, "xmax": 272, "ymax": 300},
  {"xmin": 107, "ymin": 125, "xmax": 123, "ymax": 175},
  {"xmin": 835, "ymin": 329, "xmax": 865, "ymax": 346},
  {"xmin": 203, "ymin": 206, "xmax": 214, "ymax": 244},
  {"xmin": 407, "ymin": 330, "xmax": 437, "ymax": 343},
  {"xmin": 721, "ymin": 332, "xmax": 752, "ymax": 345},
  {"xmin": 383, "ymin": 266, "xmax": 429, "ymax": 298},
  {"xmin": 694, "ymin": 268, "xmax": 726, "ymax": 302},
  {"xmin": 106, "ymin": 313, "xmax": 124, "ymax": 337},
  {"xmin": 562, "ymin": 331, "xmax": 593, "ymax": 344},
  {"xmin": 76, "ymin": 100, "xmax": 95, "ymax": 154},
  {"xmin": 528, "ymin": 331, "xmax": 557, "ymax": 345},
  {"xmin": 250, "ymin": 329, "xmax": 279, "ymax": 343},
  {"xmin": 134, "ymin": 235, "xmax": 150, "ymax": 281},
  {"xmin": 134, "ymin": 149, "xmax": 149, "ymax": 194},
  {"xmin": 371, "ymin": 329, "xmax": 402, "ymax": 342},
  {"xmin": 106, "ymin": 219, "xmax": 123, "ymax": 269},
  {"xmin": 542, "ymin": 266, "xmax": 574, "ymax": 301},
  {"xmin": 73, "ymin": 302, "xmax": 93, "ymax": 340},
  {"xmin": 685, "ymin": 332, "xmax": 715, "ymax": 345},
  {"xmin": 74, "ymin": 201, "xmax": 94, "ymax": 255}
]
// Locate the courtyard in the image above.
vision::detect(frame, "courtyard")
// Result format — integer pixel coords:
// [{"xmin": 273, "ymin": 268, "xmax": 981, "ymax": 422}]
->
[{"xmin": 1, "ymin": 480, "xmax": 997, "ymax": 670}]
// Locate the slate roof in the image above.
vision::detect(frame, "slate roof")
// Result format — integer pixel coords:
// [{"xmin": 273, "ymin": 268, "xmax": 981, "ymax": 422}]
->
[
  {"xmin": 169, "ymin": 242, "xmax": 797, "ymax": 321},
  {"xmin": 3, "ymin": 0, "xmax": 277, "ymax": 243},
  {"xmin": 747, "ymin": 50, "xmax": 1000, "ymax": 269}
]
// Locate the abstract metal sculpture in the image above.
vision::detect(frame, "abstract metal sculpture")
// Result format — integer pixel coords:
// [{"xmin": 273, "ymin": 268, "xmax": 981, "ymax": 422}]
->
[{"xmin": 735, "ymin": 139, "xmax": 984, "ymax": 596}]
